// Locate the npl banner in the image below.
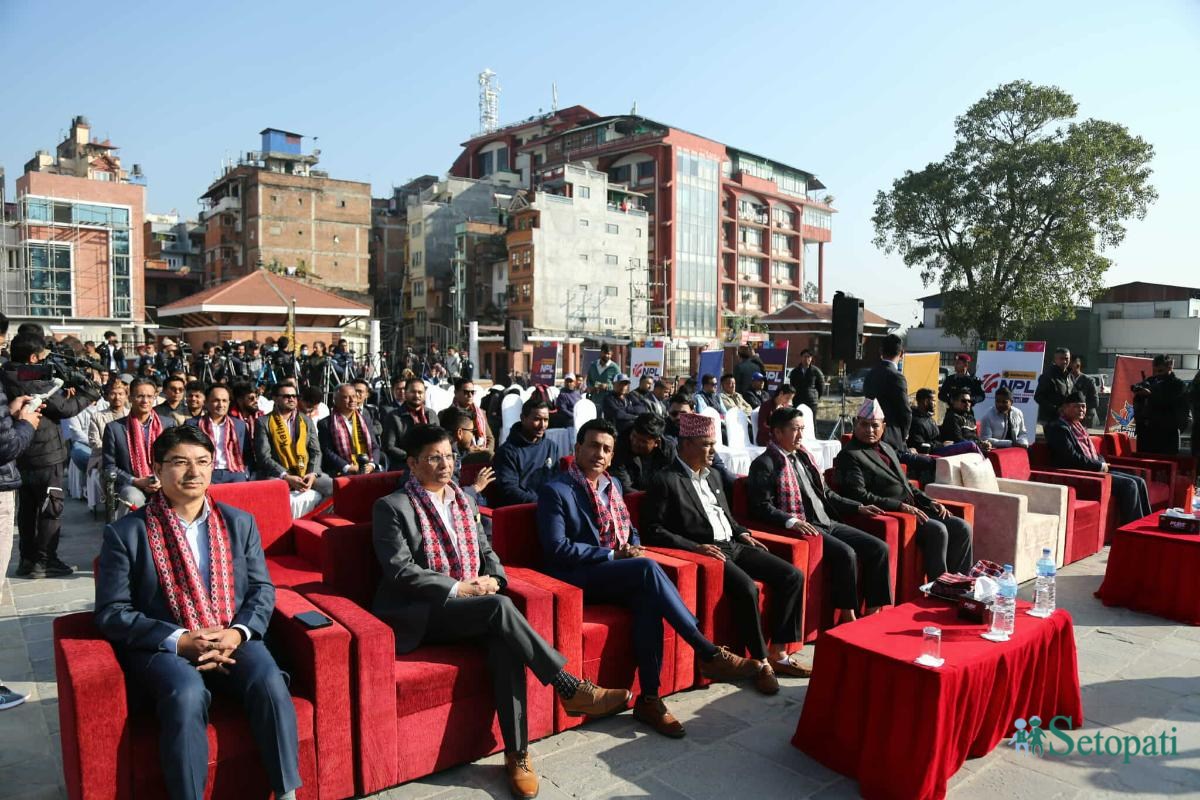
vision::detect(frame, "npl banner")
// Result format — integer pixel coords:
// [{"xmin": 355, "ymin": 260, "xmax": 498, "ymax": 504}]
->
[
  {"xmin": 531, "ymin": 343, "xmax": 558, "ymax": 386},
  {"xmin": 630, "ymin": 345, "xmax": 666, "ymax": 380},
  {"xmin": 757, "ymin": 344, "xmax": 790, "ymax": 392},
  {"xmin": 976, "ymin": 341, "xmax": 1046, "ymax": 435},
  {"xmin": 1107, "ymin": 355, "xmax": 1154, "ymax": 434},
  {"xmin": 697, "ymin": 350, "xmax": 724, "ymax": 384}
]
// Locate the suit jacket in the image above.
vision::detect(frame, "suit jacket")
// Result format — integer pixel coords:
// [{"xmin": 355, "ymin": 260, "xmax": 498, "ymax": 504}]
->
[
  {"xmin": 185, "ymin": 415, "xmax": 255, "ymax": 475},
  {"xmin": 640, "ymin": 458, "xmax": 748, "ymax": 551},
  {"xmin": 746, "ymin": 449, "xmax": 863, "ymax": 529},
  {"xmin": 629, "ymin": 389, "xmax": 666, "ymax": 419},
  {"xmin": 536, "ymin": 472, "xmax": 641, "ymax": 576},
  {"xmin": 94, "ymin": 503, "xmax": 275, "ymax": 652},
  {"xmin": 863, "ymin": 360, "xmax": 910, "ymax": 452},
  {"xmin": 939, "ymin": 409, "xmax": 979, "ymax": 444},
  {"xmin": 373, "ymin": 488, "xmax": 503, "ymax": 653},
  {"xmin": 381, "ymin": 405, "xmax": 430, "ymax": 467},
  {"xmin": 103, "ymin": 415, "xmax": 179, "ymax": 488},
  {"xmin": 789, "ymin": 365, "xmax": 825, "ymax": 409},
  {"xmin": 602, "ymin": 393, "xmax": 639, "ymax": 433},
  {"xmin": 318, "ymin": 410, "xmax": 383, "ymax": 475},
  {"xmin": 96, "ymin": 342, "xmax": 127, "ymax": 373},
  {"xmin": 610, "ymin": 435, "xmax": 677, "ymax": 494},
  {"xmin": 1043, "ymin": 418, "xmax": 1105, "ymax": 472},
  {"xmin": 254, "ymin": 412, "xmax": 322, "ymax": 479},
  {"xmin": 834, "ymin": 439, "xmax": 936, "ymax": 513}
]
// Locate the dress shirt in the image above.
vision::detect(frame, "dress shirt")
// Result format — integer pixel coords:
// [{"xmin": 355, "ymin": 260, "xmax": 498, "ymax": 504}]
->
[
  {"xmin": 161, "ymin": 501, "xmax": 251, "ymax": 653},
  {"xmin": 209, "ymin": 417, "xmax": 228, "ymax": 469},
  {"xmin": 978, "ymin": 405, "xmax": 1029, "ymax": 447},
  {"xmin": 427, "ymin": 485, "xmax": 476, "ymax": 597},
  {"xmin": 677, "ymin": 457, "xmax": 734, "ymax": 542}
]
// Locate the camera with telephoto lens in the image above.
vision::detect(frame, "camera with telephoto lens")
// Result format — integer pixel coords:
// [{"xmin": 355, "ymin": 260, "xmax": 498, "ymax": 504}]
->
[
  {"xmin": 356, "ymin": 453, "xmax": 372, "ymax": 471},
  {"xmin": 1130, "ymin": 371, "xmax": 1156, "ymax": 394}
]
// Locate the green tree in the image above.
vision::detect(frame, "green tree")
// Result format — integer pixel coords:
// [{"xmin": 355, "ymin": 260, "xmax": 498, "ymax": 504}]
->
[{"xmin": 873, "ymin": 80, "xmax": 1156, "ymax": 340}]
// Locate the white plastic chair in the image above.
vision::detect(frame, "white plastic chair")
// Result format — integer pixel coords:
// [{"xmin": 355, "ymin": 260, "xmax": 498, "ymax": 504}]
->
[
  {"xmin": 67, "ymin": 460, "xmax": 86, "ymax": 500},
  {"xmin": 425, "ymin": 385, "xmax": 452, "ymax": 414},
  {"xmin": 572, "ymin": 398, "xmax": 597, "ymax": 427},
  {"xmin": 726, "ymin": 407, "xmax": 765, "ymax": 461},
  {"xmin": 497, "ymin": 393, "xmax": 524, "ymax": 446},
  {"xmin": 519, "ymin": 386, "xmax": 534, "ymax": 401},
  {"xmin": 546, "ymin": 386, "xmax": 560, "ymax": 402},
  {"xmin": 796, "ymin": 403, "xmax": 841, "ymax": 471}
]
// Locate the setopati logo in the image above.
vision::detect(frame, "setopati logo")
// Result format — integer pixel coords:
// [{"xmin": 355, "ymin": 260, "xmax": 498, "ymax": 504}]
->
[{"xmin": 1009, "ymin": 716, "xmax": 1178, "ymax": 763}]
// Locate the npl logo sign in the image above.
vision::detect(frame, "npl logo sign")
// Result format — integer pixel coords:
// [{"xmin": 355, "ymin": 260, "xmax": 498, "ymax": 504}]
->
[{"xmin": 981, "ymin": 370, "xmax": 1038, "ymax": 399}]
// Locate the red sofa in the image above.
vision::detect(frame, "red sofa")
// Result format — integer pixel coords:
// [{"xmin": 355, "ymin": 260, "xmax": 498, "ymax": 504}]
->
[
  {"xmin": 1030, "ymin": 440, "xmax": 1170, "ymax": 513},
  {"xmin": 988, "ymin": 447, "xmax": 1110, "ymax": 561},
  {"xmin": 1102, "ymin": 432, "xmax": 1195, "ymax": 509},
  {"xmin": 318, "ymin": 470, "xmax": 406, "ymax": 529},
  {"xmin": 488, "ymin": 502, "xmax": 698, "ymax": 728},
  {"xmin": 302, "ymin": 521, "xmax": 559, "ymax": 792},
  {"xmin": 208, "ymin": 480, "xmax": 329, "ymax": 588},
  {"xmin": 54, "ymin": 588, "xmax": 354, "ymax": 800}
]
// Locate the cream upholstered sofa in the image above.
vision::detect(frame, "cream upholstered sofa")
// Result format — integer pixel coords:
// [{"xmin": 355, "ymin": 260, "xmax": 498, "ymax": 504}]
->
[{"xmin": 925, "ymin": 452, "xmax": 1067, "ymax": 583}]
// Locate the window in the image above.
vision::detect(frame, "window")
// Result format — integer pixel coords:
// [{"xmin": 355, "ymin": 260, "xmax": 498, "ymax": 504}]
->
[
  {"xmin": 739, "ymin": 255, "xmax": 765, "ymax": 281},
  {"xmin": 636, "ymin": 161, "xmax": 656, "ymax": 181},
  {"xmin": 411, "ymin": 222, "xmax": 422, "ymax": 237},
  {"xmin": 773, "ymin": 207, "xmax": 796, "ymax": 229},
  {"xmin": 771, "ymin": 232, "xmax": 791, "ymax": 254},
  {"xmin": 333, "ymin": 235, "xmax": 340, "ymax": 244},
  {"xmin": 297, "ymin": 197, "xmax": 303, "ymax": 206},
  {"xmin": 269, "ymin": 225, "xmax": 281, "ymax": 235},
  {"xmin": 739, "ymin": 226, "xmax": 762, "ymax": 249},
  {"xmin": 579, "ymin": 219, "xmax": 590, "ymax": 227},
  {"xmin": 605, "ymin": 254, "xmax": 619, "ymax": 265},
  {"xmin": 771, "ymin": 289, "xmax": 795, "ymax": 308},
  {"xmin": 578, "ymin": 186, "xmax": 591, "ymax": 199},
  {"xmin": 606, "ymin": 223, "xmax": 619, "ymax": 234},
  {"xmin": 412, "ymin": 251, "xmax": 422, "ymax": 267},
  {"xmin": 579, "ymin": 254, "xmax": 589, "ymax": 262},
  {"xmin": 605, "ymin": 286, "xmax": 619, "ymax": 296},
  {"xmin": 338, "ymin": 199, "xmax": 346, "ymax": 208},
  {"xmin": 635, "ymin": 228, "xmax": 642, "ymax": 237},
  {"xmin": 26, "ymin": 243, "xmax": 72, "ymax": 317},
  {"xmin": 674, "ymin": 149, "xmax": 720, "ymax": 337},
  {"xmin": 803, "ymin": 206, "xmax": 832, "ymax": 230},
  {"xmin": 112, "ymin": 253, "xmax": 131, "ymax": 317},
  {"xmin": 271, "ymin": 194, "xmax": 279, "ymax": 203},
  {"xmin": 771, "ymin": 261, "xmax": 795, "ymax": 285},
  {"xmin": 1156, "ymin": 309, "xmax": 1171, "ymax": 319},
  {"xmin": 412, "ymin": 281, "xmax": 424, "ymax": 296},
  {"xmin": 511, "ymin": 252, "xmax": 519, "ymax": 266},
  {"xmin": 523, "ymin": 250, "xmax": 531, "ymax": 265},
  {"xmin": 609, "ymin": 165, "xmax": 632, "ymax": 185}
]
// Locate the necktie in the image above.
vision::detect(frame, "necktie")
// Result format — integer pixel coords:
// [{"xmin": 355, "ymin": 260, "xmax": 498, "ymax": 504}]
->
[
  {"xmin": 791, "ymin": 453, "xmax": 832, "ymax": 526},
  {"xmin": 1004, "ymin": 413, "xmax": 1013, "ymax": 442}
]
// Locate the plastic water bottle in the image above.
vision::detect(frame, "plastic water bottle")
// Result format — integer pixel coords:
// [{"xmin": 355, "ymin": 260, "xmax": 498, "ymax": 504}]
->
[
  {"xmin": 994, "ymin": 564, "xmax": 1018, "ymax": 637},
  {"xmin": 1031, "ymin": 548, "xmax": 1056, "ymax": 617}
]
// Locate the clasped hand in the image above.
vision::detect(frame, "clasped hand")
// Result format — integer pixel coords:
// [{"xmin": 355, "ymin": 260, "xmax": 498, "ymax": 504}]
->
[
  {"xmin": 456, "ymin": 575, "xmax": 501, "ymax": 596},
  {"xmin": 178, "ymin": 626, "xmax": 244, "ymax": 673}
]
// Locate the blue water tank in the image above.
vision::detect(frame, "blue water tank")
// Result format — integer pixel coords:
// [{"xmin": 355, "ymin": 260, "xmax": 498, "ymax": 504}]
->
[{"xmin": 260, "ymin": 129, "xmax": 302, "ymax": 155}]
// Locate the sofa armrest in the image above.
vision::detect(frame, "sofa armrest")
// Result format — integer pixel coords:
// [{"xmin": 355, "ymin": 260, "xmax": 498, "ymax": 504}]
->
[
  {"xmin": 269, "ymin": 588, "xmax": 355, "ymax": 800},
  {"xmin": 298, "ymin": 585, "xmax": 399, "ymax": 796},
  {"xmin": 313, "ymin": 514, "xmax": 357, "ymax": 530},
  {"xmin": 54, "ymin": 613, "xmax": 130, "ymax": 800},
  {"xmin": 1028, "ymin": 469, "xmax": 1108, "ymax": 502},
  {"xmin": 642, "ymin": 550, "xmax": 699, "ymax": 615},
  {"xmin": 926, "ymin": 484, "xmax": 1027, "ymax": 522},
  {"xmin": 746, "ymin": 529, "xmax": 809, "ymax": 570},
  {"xmin": 321, "ymin": 523, "xmax": 377, "ymax": 607},
  {"xmin": 291, "ymin": 518, "xmax": 332, "ymax": 571},
  {"xmin": 995, "ymin": 478, "xmax": 1068, "ymax": 518},
  {"xmin": 1107, "ymin": 455, "xmax": 1176, "ymax": 486}
]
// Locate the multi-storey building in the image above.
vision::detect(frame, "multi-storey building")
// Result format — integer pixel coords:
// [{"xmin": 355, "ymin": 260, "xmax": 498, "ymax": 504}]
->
[
  {"xmin": 450, "ymin": 109, "xmax": 834, "ymax": 344},
  {"xmin": 199, "ymin": 129, "xmax": 372, "ymax": 297},
  {"xmin": 143, "ymin": 212, "xmax": 204, "ymax": 315},
  {"xmin": 2, "ymin": 116, "xmax": 147, "ymax": 344}
]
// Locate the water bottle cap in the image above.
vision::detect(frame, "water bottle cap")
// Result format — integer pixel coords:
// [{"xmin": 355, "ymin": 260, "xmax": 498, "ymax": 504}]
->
[
  {"xmin": 1042, "ymin": 548, "xmax": 1052, "ymax": 556},
  {"xmin": 1003, "ymin": 564, "xmax": 1014, "ymax": 572}
]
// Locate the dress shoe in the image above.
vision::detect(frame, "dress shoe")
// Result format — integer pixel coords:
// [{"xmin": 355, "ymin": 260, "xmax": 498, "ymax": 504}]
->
[
  {"xmin": 773, "ymin": 655, "xmax": 813, "ymax": 678},
  {"xmin": 632, "ymin": 695, "xmax": 686, "ymax": 738},
  {"xmin": 16, "ymin": 560, "xmax": 45, "ymax": 579},
  {"xmin": 560, "ymin": 680, "xmax": 631, "ymax": 718},
  {"xmin": 44, "ymin": 558, "xmax": 74, "ymax": 577},
  {"xmin": 698, "ymin": 646, "xmax": 760, "ymax": 682},
  {"xmin": 754, "ymin": 662, "xmax": 780, "ymax": 695},
  {"xmin": 504, "ymin": 750, "xmax": 539, "ymax": 799}
]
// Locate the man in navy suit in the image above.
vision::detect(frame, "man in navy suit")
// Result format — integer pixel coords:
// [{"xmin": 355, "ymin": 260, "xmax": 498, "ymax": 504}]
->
[
  {"xmin": 863, "ymin": 333, "xmax": 911, "ymax": 454},
  {"xmin": 95, "ymin": 424, "xmax": 300, "ymax": 800},
  {"xmin": 317, "ymin": 383, "xmax": 381, "ymax": 476},
  {"xmin": 104, "ymin": 377, "xmax": 178, "ymax": 509},
  {"xmin": 536, "ymin": 418, "xmax": 760, "ymax": 739},
  {"xmin": 185, "ymin": 384, "xmax": 253, "ymax": 483}
]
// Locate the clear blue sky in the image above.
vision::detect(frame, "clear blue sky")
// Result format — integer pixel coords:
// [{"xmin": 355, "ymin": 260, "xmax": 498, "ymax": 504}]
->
[{"xmin": 2, "ymin": 0, "xmax": 1196, "ymax": 327}]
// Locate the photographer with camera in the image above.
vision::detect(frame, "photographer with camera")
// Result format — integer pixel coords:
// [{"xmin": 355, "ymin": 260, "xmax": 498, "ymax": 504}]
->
[
  {"xmin": 272, "ymin": 336, "xmax": 300, "ymax": 384},
  {"xmin": 155, "ymin": 338, "xmax": 186, "ymax": 377},
  {"xmin": 95, "ymin": 330, "xmax": 126, "ymax": 376},
  {"xmin": 226, "ymin": 340, "xmax": 250, "ymax": 381},
  {"xmin": 1, "ymin": 332, "xmax": 102, "ymax": 580},
  {"xmin": 1132, "ymin": 355, "xmax": 1190, "ymax": 455}
]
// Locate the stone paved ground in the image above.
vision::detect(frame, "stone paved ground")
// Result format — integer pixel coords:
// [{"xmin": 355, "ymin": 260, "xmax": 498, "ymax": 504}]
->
[{"xmin": 4, "ymin": 498, "xmax": 1200, "ymax": 799}]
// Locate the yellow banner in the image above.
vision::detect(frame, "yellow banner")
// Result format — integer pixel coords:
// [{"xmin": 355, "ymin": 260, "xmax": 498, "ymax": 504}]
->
[{"xmin": 902, "ymin": 352, "xmax": 941, "ymax": 402}]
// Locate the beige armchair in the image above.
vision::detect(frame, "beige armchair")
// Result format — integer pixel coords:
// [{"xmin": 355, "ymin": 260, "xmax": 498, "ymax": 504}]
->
[{"xmin": 925, "ymin": 453, "xmax": 1067, "ymax": 582}]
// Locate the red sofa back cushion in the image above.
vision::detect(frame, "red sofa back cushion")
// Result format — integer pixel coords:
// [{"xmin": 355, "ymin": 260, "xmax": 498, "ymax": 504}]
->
[
  {"xmin": 731, "ymin": 478, "xmax": 750, "ymax": 519},
  {"xmin": 987, "ymin": 447, "xmax": 1032, "ymax": 481},
  {"xmin": 491, "ymin": 504, "xmax": 541, "ymax": 568},
  {"xmin": 209, "ymin": 479, "xmax": 293, "ymax": 554},
  {"xmin": 323, "ymin": 524, "xmax": 380, "ymax": 608},
  {"xmin": 332, "ymin": 470, "xmax": 406, "ymax": 523}
]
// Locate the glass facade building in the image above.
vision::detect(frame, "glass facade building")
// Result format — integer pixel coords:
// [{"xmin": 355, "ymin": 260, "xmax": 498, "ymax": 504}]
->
[{"xmin": 673, "ymin": 149, "xmax": 719, "ymax": 338}]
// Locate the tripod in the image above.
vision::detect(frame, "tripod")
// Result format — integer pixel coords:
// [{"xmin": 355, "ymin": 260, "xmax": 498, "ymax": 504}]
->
[{"xmin": 828, "ymin": 361, "xmax": 853, "ymax": 441}]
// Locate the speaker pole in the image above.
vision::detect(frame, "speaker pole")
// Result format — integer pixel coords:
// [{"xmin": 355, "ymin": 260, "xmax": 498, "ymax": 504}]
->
[{"xmin": 829, "ymin": 359, "xmax": 850, "ymax": 441}]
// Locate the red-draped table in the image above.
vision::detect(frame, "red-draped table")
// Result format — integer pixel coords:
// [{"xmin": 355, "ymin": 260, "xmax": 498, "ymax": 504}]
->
[
  {"xmin": 1095, "ymin": 513, "xmax": 1200, "ymax": 624},
  {"xmin": 791, "ymin": 599, "xmax": 1082, "ymax": 800}
]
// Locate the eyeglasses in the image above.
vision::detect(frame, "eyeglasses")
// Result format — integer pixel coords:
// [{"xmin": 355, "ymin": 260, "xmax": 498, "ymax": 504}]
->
[
  {"xmin": 458, "ymin": 427, "xmax": 476, "ymax": 433},
  {"xmin": 159, "ymin": 458, "xmax": 213, "ymax": 470},
  {"xmin": 277, "ymin": 393, "xmax": 297, "ymax": 399},
  {"xmin": 419, "ymin": 454, "xmax": 455, "ymax": 466}
]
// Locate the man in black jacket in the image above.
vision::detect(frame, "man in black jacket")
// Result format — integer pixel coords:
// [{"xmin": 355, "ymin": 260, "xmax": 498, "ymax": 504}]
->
[
  {"xmin": 938, "ymin": 389, "xmax": 991, "ymax": 453},
  {"xmin": 2, "ymin": 334, "xmax": 101, "ymax": 578},
  {"xmin": 907, "ymin": 388, "xmax": 942, "ymax": 453},
  {"xmin": 1132, "ymin": 355, "xmax": 1190, "ymax": 455},
  {"xmin": 863, "ymin": 334, "xmax": 910, "ymax": 453},
  {"xmin": 1045, "ymin": 390, "xmax": 1150, "ymax": 524},
  {"xmin": 601, "ymin": 374, "xmax": 639, "ymax": 434},
  {"xmin": 836, "ymin": 400, "xmax": 973, "ymax": 582},
  {"xmin": 1034, "ymin": 347, "xmax": 1074, "ymax": 426},
  {"xmin": 610, "ymin": 413, "xmax": 676, "ymax": 494},
  {"xmin": 95, "ymin": 330, "xmax": 126, "ymax": 375},
  {"xmin": 788, "ymin": 349, "xmax": 825, "ymax": 417},
  {"xmin": 381, "ymin": 377, "xmax": 431, "ymax": 467},
  {"xmin": 938, "ymin": 353, "xmax": 985, "ymax": 407},
  {"xmin": 1069, "ymin": 357, "xmax": 1099, "ymax": 428}
]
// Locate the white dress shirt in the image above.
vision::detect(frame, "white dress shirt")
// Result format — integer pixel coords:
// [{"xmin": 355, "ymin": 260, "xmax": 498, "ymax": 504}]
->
[
  {"xmin": 208, "ymin": 417, "xmax": 228, "ymax": 469},
  {"xmin": 677, "ymin": 457, "xmax": 734, "ymax": 542}
]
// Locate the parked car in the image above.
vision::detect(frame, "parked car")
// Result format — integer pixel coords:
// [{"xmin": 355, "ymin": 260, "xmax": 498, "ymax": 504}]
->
[{"xmin": 847, "ymin": 368, "xmax": 872, "ymax": 396}]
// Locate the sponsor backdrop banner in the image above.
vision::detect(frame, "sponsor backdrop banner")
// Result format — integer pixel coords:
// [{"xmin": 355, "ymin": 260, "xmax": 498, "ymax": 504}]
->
[
  {"xmin": 630, "ymin": 345, "xmax": 666, "ymax": 380},
  {"xmin": 698, "ymin": 350, "xmax": 724, "ymax": 385},
  {"xmin": 757, "ymin": 344, "xmax": 791, "ymax": 392},
  {"xmin": 976, "ymin": 341, "xmax": 1046, "ymax": 436},
  {"xmin": 531, "ymin": 343, "xmax": 558, "ymax": 386},
  {"xmin": 1107, "ymin": 355, "xmax": 1155, "ymax": 434},
  {"xmin": 901, "ymin": 352, "xmax": 941, "ymax": 404}
]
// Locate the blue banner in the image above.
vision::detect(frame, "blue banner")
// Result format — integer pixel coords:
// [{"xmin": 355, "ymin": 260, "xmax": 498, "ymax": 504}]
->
[{"xmin": 697, "ymin": 350, "xmax": 724, "ymax": 383}]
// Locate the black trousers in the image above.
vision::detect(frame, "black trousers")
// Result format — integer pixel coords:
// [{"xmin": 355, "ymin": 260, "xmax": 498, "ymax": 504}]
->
[
  {"xmin": 716, "ymin": 540, "xmax": 805, "ymax": 659},
  {"xmin": 1109, "ymin": 469, "xmax": 1152, "ymax": 525},
  {"xmin": 17, "ymin": 461, "xmax": 64, "ymax": 564},
  {"xmin": 915, "ymin": 515, "xmax": 974, "ymax": 580},
  {"xmin": 817, "ymin": 522, "xmax": 892, "ymax": 610},
  {"xmin": 423, "ymin": 593, "xmax": 566, "ymax": 753},
  {"xmin": 122, "ymin": 640, "xmax": 300, "ymax": 800}
]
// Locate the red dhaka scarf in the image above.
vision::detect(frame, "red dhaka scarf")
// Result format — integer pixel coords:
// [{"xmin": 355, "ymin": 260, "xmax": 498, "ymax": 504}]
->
[
  {"xmin": 126, "ymin": 412, "xmax": 164, "ymax": 478},
  {"xmin": 199, "ymin": 415, "xmax": 246, "ymax": 473},
  {"xmin": 331, "ymin": 410, "xmax": 376, "ymax": 463},
  {"xmin": 406, "ymin": 404, "xmax": 428, "ymax": 425},
  {"xmin": 1063, "ymin": 416, "xmax": 1100, "ymax": 460},
  {"xmin": 402, "ymin": 473, "xmax": 480, "ymax": 581},
  {"xmin": 459, "ymin": 403, "xmax": 488, "ymax": 444},
  {"xmin": 567, "ymin": 462, "xmax": 632, "ymax": 549},
  {"xmin": 144, "ymin": 490, "xmax": 236, "ymax": 630},
  {"xmin": 768, "ymin": 442, "xmax": 805, "ymax": 519}
]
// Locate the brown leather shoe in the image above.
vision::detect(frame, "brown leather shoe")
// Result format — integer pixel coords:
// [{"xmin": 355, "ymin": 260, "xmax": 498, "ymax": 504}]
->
[
  {"xmin": 754, "ymin": 662, "xmax": 780, "ymax": 695},
  {"xmin": 505, "ymin": 751, "xmax": 539, "ymax": 799},
  {"xmin": 773, "ymin": 654, "xmax": 813, "ymax": 678},
  {"xmin": 560, "ymin": 680, "xmax": 632, "ymax": 718},
  {"xmin": 698, "ymin": 646, "xmax": 761, "ymax": 682},
  {"xmin": 632, "ymin": 695, "xmax": 686, "ymax": 738}
]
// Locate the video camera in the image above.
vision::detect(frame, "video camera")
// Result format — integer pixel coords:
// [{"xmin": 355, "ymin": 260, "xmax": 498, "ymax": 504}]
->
[{"xmin": 1131, "ymin": 371, "xmax": 1158, "ymax": 394}]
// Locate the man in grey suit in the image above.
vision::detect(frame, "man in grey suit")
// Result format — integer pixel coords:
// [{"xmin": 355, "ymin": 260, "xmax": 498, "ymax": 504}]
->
[
  {"xmin": 862, "ymin": 333, "xmax": 911, "ymax": 454},
  {"xmin": 253, "ymin": 383, "xmax": 332, "ymax": 496},
  {"xmin": 372, "ymin": 423, "xmax": 630, "ymax": 800},
  {"xmin": 104, "ymin": 377, "xmax": 178, "ymax": 509}
]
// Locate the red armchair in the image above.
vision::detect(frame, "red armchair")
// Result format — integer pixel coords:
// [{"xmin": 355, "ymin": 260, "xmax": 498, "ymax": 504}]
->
[
  {"xmin": 208, "ymin": 480, "xmax": 328, "ymax": 588},
  {"xmin": 305, "ymin": 521, "xmax": 559, "ymax": 791},
  {"xmin": 489, "ymin": 502, "xmax": 698, "ymax": 727},
  {"xmin": 988, "ymin": 447, "xmax": 1110, "ymax": 561},
  {"xmin": 54, "ymin": 588, "xmax": 354, "ymax": 800},
  {"xmin": 1102, "ymin": 432, "xmax": 1195, "ymax": 509},
  {"xmin": 318, "ymin": 470, "xmax": 407, "ymax": 529},
  {"xmin": 1030, "ymin": 440, "xmax": 1170, "ymax": 514}
]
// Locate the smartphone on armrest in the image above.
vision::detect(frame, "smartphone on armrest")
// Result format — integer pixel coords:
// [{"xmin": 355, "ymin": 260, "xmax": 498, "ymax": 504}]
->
[{"xmin": 295, "ymin": 610, "xmax": 333, "ymax": 629}]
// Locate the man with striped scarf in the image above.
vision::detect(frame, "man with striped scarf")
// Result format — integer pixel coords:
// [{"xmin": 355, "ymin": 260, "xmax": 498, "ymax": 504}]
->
[
  {"xmin": 317, "ymin": 384, "xmax": 381, "ymax": 476},
  {"xmin": 254, "ymin": 383, "xmax": 332, "ymax": 511},
  {"xmin": 186, "ymin": 385, "xmax": 253, "ymax": 483}
]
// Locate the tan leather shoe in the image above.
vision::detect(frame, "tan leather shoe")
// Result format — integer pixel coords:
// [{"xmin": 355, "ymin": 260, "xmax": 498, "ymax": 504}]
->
[
  {"xmin": 698, "ymin": 646, "xmax": 761, "ymax": 682},
  {"xmin": 773, "ymin": 654, "xmax": 813, "ymax": 678},
  {"xmin": 632, "ymin": 695, "xmax": 686, "ymax": 738},
  {"xmin": 505, "ymin": 751, "xmax": 539, "ymax": 799},
  {"xmin": 560, "ymin": 679, "xmax": 632, "ymax": 718},
  {"xmin": 754, "ymin": 662, "xmax": 780, "ymax": 695}
]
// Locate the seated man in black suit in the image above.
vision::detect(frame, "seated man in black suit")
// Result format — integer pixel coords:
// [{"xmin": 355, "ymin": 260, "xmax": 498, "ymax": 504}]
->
[
  {"xmin": 610, "ymin": 412, "xmax": 676, "ymax": 494},
  {"xmin": 835, "ymin": 399, "xmax": 974, "ymax": 582},
  {"xmin": 104, "ymin": 377, "xmax": 178, "ymax": 509},
  {"xmin": 373, "ymin": 424, "xmax": 628, "ymax": 799},
  {"xmin": 746, "ymin": 405, "xmax": 893, "ymax": 624},
  {"xmin": 939, "ymin": 388, "xmax": 991, "ymax": 453},
  {"xmin": 1045, "ymin": 390, "xmax": 1150, "ymax": 525},
  {"xmin": 381, "ymin": 377, "xmax": 430, "ymax": 468},
  {"xmin": 186, "ymin": 384, "xmax": 253, "ymax": 483},
  {"xmin": 641, "ymin": 412, "xmax": 810, "ymax": 685},
  {"xmin": 94, "ymin": 424, "xmax": 300, "ymax": 800},
  {"xmin": 537, "ymin": 419, "xmax": 760, "ymax": 739},
  {"xmin": 317, "ymin": 383, "xmax": 381, "ymax": 477}
]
